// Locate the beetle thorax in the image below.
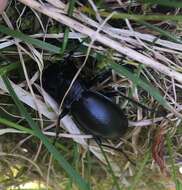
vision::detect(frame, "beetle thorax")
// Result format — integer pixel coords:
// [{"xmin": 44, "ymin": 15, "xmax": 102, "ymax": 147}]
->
[{"xmin": 64, "ymin": 80, "xmax": 85, "ymax": 109}]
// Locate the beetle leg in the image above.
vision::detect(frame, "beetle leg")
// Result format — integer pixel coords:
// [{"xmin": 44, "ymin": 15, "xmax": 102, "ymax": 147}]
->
[
  {"xmin": 86, "ymin": 69, "xmax": 112, "ymax": 88},
  {"xmin": 94, "ymin": 137, "xmax": 136, "ymax": 166},
  {"xmin": 59, "ymin": 108, "xmax": 70, "ymax": 120},
  {"xmin": 53, "ymin": 108, "xmax": 70, "ymax": 146},
  {"xmin": 100, "ymin": 143, "xmax": 136, "ymax": 166},
  {"xmin": 61, "ymin": 40, "xmax": 86, "ymax": 65},
  {"xmin": 94, "ymin": 136, "xmax": 102, "ymax": 145},
  {"xmin": 100, "ymin": 90, "xmax": 118, "ymax": 97},
  {"xmin": 117, "ymin": 90, "xmax": 156, "ymax": 113}
]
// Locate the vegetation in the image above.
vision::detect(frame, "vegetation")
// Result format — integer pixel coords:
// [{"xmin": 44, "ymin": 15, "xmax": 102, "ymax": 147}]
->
[{"xmin": 0, "ymin": 0, "xmax": 182, "ymax": 189}]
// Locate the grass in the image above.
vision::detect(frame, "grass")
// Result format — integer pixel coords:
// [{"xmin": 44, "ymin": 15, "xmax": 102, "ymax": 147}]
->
[
  {"xmin": 2, "ymin": 76, "xmax": 90, "ymax": 190},
  {"xmin": 0, "ymin": 25, "xmax": 60, "ymax": 54},
  {"xmin": 60, "ymin": 0, "xmax": 76, "ymax": 54},
  {"xmin": 0, "ymin": 0, "xmax": 182, "ymax": 189},
  {"xmin": 128, "ymin": 151, "xmax": 150, "ymax": 190},
  {"xmin": 166, "ymin": 134, "xmax": 181, "ymax": 190},
  {"xmin": 140, "ymin": 0, "xmax": 182, "ymax": 8}
]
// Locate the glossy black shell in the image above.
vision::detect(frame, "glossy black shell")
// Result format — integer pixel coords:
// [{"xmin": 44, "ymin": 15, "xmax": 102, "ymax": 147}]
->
[
  {"xmin": 42, "ymin": 63, "xmax": 128, "ymax": 138},
  {"xmin": 71, "ymin": 90, "xmax": 128, "ymax": 138}
]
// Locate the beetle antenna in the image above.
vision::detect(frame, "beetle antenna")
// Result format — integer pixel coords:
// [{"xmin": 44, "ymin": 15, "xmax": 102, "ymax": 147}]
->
[
  {"xmin": 106, "ymin": 89, "xmax": 156, "ymax": 113},
  {"xmin": 117, "ymin": 90, "xmax": 156, "ymax": 113},
  {"xmin": 61, "ymin": 39, "xmax": 87, "ymax": 64}
]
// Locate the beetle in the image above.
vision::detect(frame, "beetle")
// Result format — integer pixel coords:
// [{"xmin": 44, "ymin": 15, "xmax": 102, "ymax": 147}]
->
[{"xmin": 42, "ymin": 62, "xmax": 128, "ymax": 139}]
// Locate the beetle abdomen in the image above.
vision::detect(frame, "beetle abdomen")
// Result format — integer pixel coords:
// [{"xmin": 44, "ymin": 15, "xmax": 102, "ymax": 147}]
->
[{"xmin": 71, "ymin": 90, "xmax": 128, "ymax": 138}]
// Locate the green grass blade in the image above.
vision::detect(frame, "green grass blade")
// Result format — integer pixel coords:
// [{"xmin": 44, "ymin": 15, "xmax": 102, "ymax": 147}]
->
[
  {"xmin": 2, "ymin": 76, "xmax": 90, "ymax": 190},
  {"xmin": 61, "ymin": 0, "xmax": 76, "ymax": 54},
  {"xmin": 128, "ymin": 151, "xmax": 150, "ymax": 190},
  {"xmin": 166, "ymin": 134, "xmax": 180, "ymax": 190},
  {"xmin": 0, "ymin": 62, "xmax": 20, "ymax": 76},
  {"xmin": 141, "ymin": 0, "xmax": 182, "ymax": 8},
  {"xmin": 98, "ymin": 144, "xmax": 122, "ymax": 190},
  {"xmin": 82, "ymin": 7, "xmax": 182, "ymax": 21},
  {"xmin": 139, "ymin": 21, "xmax": 182, "ymax": 44},
  {"xmin": 0, "ymin": 117, "xmax": 34, "ymax": 135},
  {"xmin": 0, "ymin": 25, "xmax": 60, "ymax": 54},
  {"xmin": 101, "ymin": 12, "xmax": 182, "ymax": 21},
  {"xmin": 109, "ymin": 63, "xmax": 170, "ymax": 110}
]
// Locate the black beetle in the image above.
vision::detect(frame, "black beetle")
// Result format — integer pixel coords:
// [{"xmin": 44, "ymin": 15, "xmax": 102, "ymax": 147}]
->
[{"xmin": 42, "ymin": 62, "xmax": 128, "ymax": 139}]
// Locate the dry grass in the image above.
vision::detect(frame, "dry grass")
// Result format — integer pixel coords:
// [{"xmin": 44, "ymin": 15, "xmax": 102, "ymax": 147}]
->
[{"xmin": 0, "ymin": 0, "xmax": 182, "ymax": 190}]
